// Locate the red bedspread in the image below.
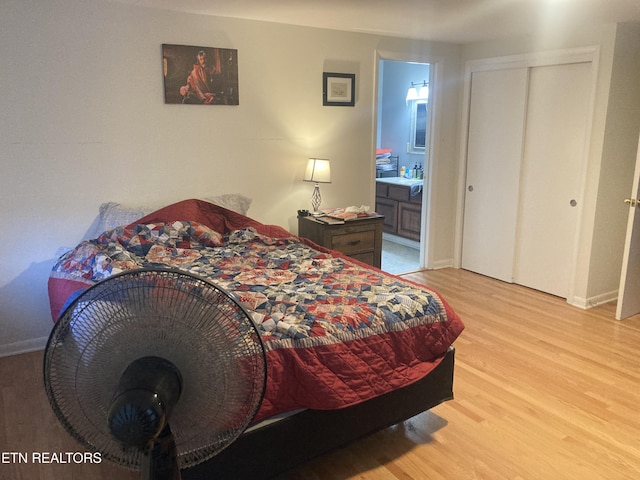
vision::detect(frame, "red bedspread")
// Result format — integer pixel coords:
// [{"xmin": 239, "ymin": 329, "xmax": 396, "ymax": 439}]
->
[{"xmin": 48, "ymin": 199, "xmax": 464, "ymax": 422}]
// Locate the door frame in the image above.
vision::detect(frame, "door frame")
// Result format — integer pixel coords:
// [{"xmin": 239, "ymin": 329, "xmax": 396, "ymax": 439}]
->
[
  {"xmin": 454, "ymin": 47, "xmax": 599, "ymax": 305},
  {"xmin": 373, "ymin": 49, "xmax": 442, "ymax": 269}
]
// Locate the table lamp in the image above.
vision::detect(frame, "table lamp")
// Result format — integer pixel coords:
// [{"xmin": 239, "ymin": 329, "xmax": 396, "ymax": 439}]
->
[{"xmin": 303, "ymin": 158, "xmax": 331, "ymax": 215}]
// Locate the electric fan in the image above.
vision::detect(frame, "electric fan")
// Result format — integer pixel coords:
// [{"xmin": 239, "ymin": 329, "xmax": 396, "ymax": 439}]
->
[{"xmin": 43, "ymin": 268, "xmax": 267, "ymax": 480}]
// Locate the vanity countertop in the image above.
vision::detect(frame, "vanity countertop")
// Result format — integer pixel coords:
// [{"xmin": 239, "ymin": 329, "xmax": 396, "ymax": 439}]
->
[{"xmin": 375, "ymin": 176, "xmax": 423, "ymax": 187}]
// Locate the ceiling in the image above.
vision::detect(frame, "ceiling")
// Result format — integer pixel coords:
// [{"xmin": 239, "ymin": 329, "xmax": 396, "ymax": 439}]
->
[{"xmin": 112, "ymin": 0, "xmax": 640, "ymax": 44}]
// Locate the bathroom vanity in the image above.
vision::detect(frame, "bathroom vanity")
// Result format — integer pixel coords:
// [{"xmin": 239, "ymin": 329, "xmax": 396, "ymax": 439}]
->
[{"xmin": 375, "ymin": 177, "xmax": 423, "ymax": 242}]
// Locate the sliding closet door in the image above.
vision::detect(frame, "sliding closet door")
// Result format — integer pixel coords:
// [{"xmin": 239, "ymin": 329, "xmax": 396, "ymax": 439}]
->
[
  {"xmin": 461, "ymin": 68, "xmax": 528, "ymax": 282},
  {"xmin": 513, "ymin": 62, "xmax": 591, "ymax": 298}
]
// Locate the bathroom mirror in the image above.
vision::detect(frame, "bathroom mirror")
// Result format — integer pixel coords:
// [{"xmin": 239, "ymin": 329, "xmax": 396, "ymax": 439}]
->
[{"xmin": 409, "ymin": 99, "xmax": 428, "ymax": 153}]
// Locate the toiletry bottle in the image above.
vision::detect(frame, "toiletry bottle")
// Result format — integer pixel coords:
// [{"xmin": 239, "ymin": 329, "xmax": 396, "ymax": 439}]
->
[{"xmin": 400, "ymin": 166, "xmax": 405, "ymax": 178}]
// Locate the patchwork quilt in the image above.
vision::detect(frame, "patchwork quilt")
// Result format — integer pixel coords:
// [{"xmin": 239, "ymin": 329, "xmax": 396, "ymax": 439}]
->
[{"xmin": 48, "ymin": 199, "xmax": 464, "ymax": 421}]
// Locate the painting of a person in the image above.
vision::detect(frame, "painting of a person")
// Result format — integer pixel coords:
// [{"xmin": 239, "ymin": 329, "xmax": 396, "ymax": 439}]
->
[
  {"xmin": 181, "ymin": 49, "xmax": 221, "ymax": 105},
  {"xmin": 163, "ymin": 44, "xmax": 238, "ymax": 105}
]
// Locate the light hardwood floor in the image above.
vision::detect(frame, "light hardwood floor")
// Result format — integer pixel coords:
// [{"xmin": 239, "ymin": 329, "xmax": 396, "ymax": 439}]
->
[{"xmin": 2, "ymin": 268, "xmax": 639, "ymax": 479}]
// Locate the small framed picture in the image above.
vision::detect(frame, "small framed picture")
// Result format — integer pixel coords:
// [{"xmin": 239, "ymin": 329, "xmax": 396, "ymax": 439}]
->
[{"xmin": 323, "ymin": 72, "xmax": 355, "ymax": 106}]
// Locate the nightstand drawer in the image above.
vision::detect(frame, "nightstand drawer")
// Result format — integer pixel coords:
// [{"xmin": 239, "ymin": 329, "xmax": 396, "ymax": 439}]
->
[
  {"xmin": 331, "ymin": 230, "xmax": 376, "ymax": 255},
  {"xmin": 349, "ymin": 251, "xmax": 375, "ymax": 265},
  {"xmin": 297, "ymin": 215, "xmax": 384, "ymax": 268}
]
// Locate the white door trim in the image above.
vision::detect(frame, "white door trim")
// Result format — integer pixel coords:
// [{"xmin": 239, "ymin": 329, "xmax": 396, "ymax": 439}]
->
[{"xmin": 374, "ymin": 49, "xmax": 444, "ymax": 270}]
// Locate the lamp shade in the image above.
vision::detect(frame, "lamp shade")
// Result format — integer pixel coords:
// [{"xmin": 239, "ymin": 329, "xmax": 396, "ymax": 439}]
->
[
  {"xmin": 405, "ymin": 86, "xmax": 419, "ymax": 103},
  {"xmin": 304, "ymin": 158, "xmax": 331, "ymax": 183}
]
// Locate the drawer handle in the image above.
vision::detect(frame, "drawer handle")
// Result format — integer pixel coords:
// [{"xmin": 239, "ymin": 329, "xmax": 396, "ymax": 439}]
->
[{"xmin": 347, "ymin": 240, "xmax": 361, "ymax": 246}]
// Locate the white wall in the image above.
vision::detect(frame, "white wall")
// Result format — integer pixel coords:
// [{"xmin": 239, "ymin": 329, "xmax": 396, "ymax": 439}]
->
[{"xmin": 0, "ymin": 0, "xmax": 463, "ymax": 355}]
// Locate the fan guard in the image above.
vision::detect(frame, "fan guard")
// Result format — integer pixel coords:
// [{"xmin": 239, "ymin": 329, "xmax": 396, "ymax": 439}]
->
[{"xmin": 44, "ymin": 268, "xmax": 267, "ymax": 472}]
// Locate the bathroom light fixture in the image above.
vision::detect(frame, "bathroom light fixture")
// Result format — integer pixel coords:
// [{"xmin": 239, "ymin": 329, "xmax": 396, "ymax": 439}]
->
[
  {"xmin": 406, "ymin": 81, "xmax": 429, "ymax": 104},
  {"xmin": 418, "ymin": 81, "xmax": 429, "ymax": 99},
  {"xmin": 405, "ymin": 83, "xmax": 419, "ymax": 103},
  {"xmin": 303, "ymin": 158, "xmax": 331, "ymax": 214}
]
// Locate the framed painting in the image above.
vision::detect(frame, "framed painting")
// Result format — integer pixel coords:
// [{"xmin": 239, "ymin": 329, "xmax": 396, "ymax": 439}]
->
[
  {"xmin": 322, "ymin": 72, "xmax": 355, "ymax": 106},
  {"xmin": 162, "ymin": 44, "xmax": 239, "ymax": 105}
]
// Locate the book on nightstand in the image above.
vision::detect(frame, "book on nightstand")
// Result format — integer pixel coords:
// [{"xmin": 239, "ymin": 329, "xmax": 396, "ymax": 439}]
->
[{"xmin": 320, "ymin": 207, "xmax": 376, "ymax": 222}]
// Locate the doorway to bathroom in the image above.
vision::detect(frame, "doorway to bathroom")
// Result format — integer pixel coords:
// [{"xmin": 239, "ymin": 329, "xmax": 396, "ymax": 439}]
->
[{"xmin": 375, "ymin": 57, "xmax": 431, "ymax": 274}]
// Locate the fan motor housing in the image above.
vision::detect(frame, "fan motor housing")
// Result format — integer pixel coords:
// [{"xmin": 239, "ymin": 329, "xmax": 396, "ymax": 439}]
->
[{"xmin": 108, "ymin": 356, "xmax": 183, "ymax": 448}]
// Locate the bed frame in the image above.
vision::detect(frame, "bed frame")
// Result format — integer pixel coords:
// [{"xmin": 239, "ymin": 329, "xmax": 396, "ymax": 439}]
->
[{"xmin": 183, "ymin": 347, "xmax": 455, "ymax": 479}]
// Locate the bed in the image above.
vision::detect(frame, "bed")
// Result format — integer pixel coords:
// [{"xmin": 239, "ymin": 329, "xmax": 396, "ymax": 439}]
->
[{"xmin": 47, "ymin": 198, "xmax": 464, "ymax": 478}]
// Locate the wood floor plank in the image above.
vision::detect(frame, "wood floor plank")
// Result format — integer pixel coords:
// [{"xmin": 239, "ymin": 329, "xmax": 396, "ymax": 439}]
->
[{"xmin": 2, "ymin": 268, "xmax": 639, "ymax": 479}]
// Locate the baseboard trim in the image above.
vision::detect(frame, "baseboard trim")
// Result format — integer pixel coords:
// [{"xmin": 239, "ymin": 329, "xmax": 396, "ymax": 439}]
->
[
  {"xmin": 0, "ymin": 337, "xmax": 48, "ymax": 358},
  {"xmin": 429, "ymin": 259, "xmax": 454, "ymax": 270},
  {"xmin": 568, "ymin": 290, "xmax": 617, "ymax": 310}
]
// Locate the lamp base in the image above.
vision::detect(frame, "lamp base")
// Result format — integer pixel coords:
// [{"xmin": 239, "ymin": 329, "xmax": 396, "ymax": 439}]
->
[{"xmin": 310, "ymin": 184, "xmax": 322, "ymax": 214}]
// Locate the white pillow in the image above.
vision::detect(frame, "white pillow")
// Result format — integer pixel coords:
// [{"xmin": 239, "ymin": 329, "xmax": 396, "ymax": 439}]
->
[
  {"xmin": 82, "ymin": 202, "xmax": 152, "ymax": 240},
  {"xmin": 201, "ymin": 194, "xmax": 252, "ymax": 216}
]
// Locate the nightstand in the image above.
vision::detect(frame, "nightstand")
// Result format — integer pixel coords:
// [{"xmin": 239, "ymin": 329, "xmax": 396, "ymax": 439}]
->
[{"xmin": 297, "ymin": 215, "xmax": 384, "ymax": 268}]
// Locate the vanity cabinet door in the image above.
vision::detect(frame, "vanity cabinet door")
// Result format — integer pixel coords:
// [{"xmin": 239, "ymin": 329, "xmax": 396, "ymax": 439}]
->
[
  {"xmin": 398, "ymin": 202, "xmax": 422, "ymax": 241},
  {"xmin": 376, "ymin": 182, "xmax": 422, "ymax": 240},
  {"xmin": 375, "ymin": 197, "xmax": 397, "ymax": 234}
]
